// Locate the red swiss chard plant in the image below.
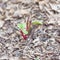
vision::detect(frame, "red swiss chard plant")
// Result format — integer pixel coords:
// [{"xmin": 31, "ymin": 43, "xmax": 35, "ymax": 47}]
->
[
  {"xmin": 17, "ymin": 17, "xmax": 42, "ymax": 40},
  {"xmin": 17, "ymin": 17, "xmax": 31, "ymax": 40}
]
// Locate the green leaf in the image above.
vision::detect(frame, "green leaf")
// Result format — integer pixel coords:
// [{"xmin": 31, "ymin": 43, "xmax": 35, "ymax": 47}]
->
[
  {"xmin": 32, "ymin": 21, "xmax": 43, "ymax": 25},
  {"xmin": 17, "ymin": 23, "xmax": 22, "ymax": 29},
  {"xmin": 17, "ymin": 23, "xmax": 28, "ymax": 35},
  {"xmin": 22, "ymin": 29, "xmax": 28, "ymax": 34},
  {"xmin": 22, "ymin": 23, "xmax": 26, "ymax": 28},
  {"xmin": 17, "ymin": 23, "xmax": 28, "ymax": 34},
  {"xmin": 17, "ymin": 23, "xmax": 26, "ymax": 29}
]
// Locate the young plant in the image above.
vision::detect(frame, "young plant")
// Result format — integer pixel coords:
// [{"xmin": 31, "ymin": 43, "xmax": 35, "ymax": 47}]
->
[
  {"xmin": 17, "ymin": 23, "xmax": 28, "ymax": 40},
  {"xmin": 17, "ymin": 18, "xmax": 31, "ymax": 40},
  {"xmin": 17, "ymin": 18, "xmax": 42, "ymax": 40}
]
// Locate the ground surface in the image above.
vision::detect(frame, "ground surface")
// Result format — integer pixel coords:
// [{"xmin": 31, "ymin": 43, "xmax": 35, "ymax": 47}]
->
[{"xmin": 0, "ymin": 0, "xmax": 60, "ymax": 60}]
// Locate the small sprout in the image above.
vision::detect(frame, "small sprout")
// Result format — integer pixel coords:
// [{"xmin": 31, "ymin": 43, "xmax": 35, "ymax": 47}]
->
[
  {"xmin": 17, "ymin": 23, "xmax": 28, "ymax": 34},
  {"xmin": 32, "ymin": 20, "xmax": 43, "ymax": 25},
  {"xmin": 17, "ymin": 17, "xmax": 43, "ymax": 40},
  {"xmin": 17, "ymin": 23, "xmax": 28, "ymax": 40}
]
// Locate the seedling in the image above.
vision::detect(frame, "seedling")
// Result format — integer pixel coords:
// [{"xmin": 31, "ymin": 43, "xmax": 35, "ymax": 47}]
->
[
  {"xmin": 17, "ymin": 23, "xmax": 28, "ymax": 34},
  {"xmin": 17, "ymin": 23, "xmax": 28, "ymax": 40},
  {"xmin": 17, "ymin": 17, "xmax": 43, "ymax": 40}
]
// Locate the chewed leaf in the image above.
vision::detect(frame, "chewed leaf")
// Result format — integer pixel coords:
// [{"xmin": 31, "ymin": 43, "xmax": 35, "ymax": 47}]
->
[
  {"xmin": 17, "ymin": 23, "xmax": 26, "ymax": 29},
  {"xmin": 32, "ymin": 21, "xmax": 43, "ymax": 25},
  {"xmin": 22, "ymin": 29, "xmax": 28, "ymax": 34}
]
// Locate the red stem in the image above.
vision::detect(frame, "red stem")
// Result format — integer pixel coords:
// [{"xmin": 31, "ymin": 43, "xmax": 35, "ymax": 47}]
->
[{"xmin": 20, "ymin": 30, "xmax": 28, "ymax": 40}]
